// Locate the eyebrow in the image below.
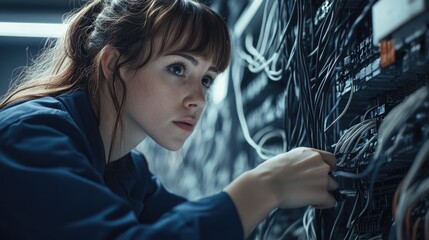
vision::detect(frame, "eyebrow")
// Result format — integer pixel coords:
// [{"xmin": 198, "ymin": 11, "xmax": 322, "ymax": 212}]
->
[{"xmin": 169, "ymin": 52, "xmax": 219, "ymax": 73}]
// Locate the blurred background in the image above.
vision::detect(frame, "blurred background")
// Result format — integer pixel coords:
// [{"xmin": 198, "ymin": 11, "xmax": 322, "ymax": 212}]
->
[{"xmin": 0, "ymin": 0, "xmax": 67, "ymax": 95}]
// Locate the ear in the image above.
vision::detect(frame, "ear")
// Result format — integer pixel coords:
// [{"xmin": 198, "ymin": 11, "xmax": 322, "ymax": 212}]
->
[{"xmin": 100, "ymin": 45, "xmax": 120, "ymax": 81}]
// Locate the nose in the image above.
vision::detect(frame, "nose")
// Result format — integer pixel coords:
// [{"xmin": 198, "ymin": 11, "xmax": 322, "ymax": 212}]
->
[{"xmin": 184, "ymin": 85, "xmax": 206, "ymax": 109}]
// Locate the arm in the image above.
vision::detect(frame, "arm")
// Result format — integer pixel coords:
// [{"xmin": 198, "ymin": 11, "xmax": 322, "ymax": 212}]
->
[
  {"xmin": 224, "ymin": 147, "xmax": 339, "ymax": 238},
  {"xmin": 0, "ymin": 114, "xmax": 243, "ymax": 240}
]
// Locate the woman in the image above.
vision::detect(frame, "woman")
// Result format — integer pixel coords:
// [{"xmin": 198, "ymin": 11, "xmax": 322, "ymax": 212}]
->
[{"xmin": 0, "ymin": 0, "xmax": 338, "ymax": 239}]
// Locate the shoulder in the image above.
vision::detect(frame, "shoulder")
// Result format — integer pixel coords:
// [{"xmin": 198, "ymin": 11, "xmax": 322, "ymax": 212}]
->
[
  {"xmin": 0, "ymin": 90, "xmax": 104, "ymax": 171},
  {"xmin": 0, "ymin": 94, "xmax": 72, "ymax": 131},
  {"xmin": 0, "ymin": 95, "xmax": 80, "ymax": 153},
  {"xmin": 0, "ymin": 96, "xmax": 82, "ymax": 151},
  {"xmin": 0, "ymin": 95, "xmax": 85, "ymax": 149},
  {"xmin": 0, "ymin": 90, "xmax": 95, "ymax": 142}
]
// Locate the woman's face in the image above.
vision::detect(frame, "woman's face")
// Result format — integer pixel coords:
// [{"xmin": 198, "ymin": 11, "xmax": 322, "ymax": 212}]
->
[{"xmin": 121, "ymin": 50, "xmax": 218, "ymax": 150}]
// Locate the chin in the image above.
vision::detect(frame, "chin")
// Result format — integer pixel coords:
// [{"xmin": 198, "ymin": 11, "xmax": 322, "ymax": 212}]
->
[
  {"xmin": 164, "ymin": 146, "xmax": 182, "ymax": 151},
  {"xmin": 151, "ymin": 134, "xmax": 188, "ymax": 151},
  {"xmin": 157, "ymin": 140, "xmax": 185, "ymax": 151}
]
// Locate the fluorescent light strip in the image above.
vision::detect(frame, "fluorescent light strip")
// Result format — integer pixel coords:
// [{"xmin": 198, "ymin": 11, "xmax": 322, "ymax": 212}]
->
[
  {"xmin": 234, "ymin": 0, "xmax": 263, "ymax": 37},
  {"xmin": 0, "ymin": 22, "xmax": 68, "ymax": 38}
]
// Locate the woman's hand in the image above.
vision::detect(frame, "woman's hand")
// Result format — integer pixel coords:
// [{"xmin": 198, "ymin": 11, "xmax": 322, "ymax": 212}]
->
[
  {"xmin": 224, "ymin": 147, "xmax": 338, "ymax": 238},
  {"xmin": 254, "ymin": 147, "xmax": 338, "ymax": 209}
]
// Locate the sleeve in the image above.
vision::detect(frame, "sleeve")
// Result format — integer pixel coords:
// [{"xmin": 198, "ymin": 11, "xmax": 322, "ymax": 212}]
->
[{"xmin": 0, "ymin": 113, "xmax": 244, "ymax": 240}]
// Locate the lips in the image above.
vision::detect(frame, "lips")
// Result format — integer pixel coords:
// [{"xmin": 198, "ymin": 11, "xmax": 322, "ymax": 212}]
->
[{"xmin": 173, "ymin": 118, "xmax": 196, "ymax": 132}]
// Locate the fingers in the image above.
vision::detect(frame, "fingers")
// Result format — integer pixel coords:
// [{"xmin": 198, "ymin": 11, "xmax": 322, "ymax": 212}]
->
[
  {"xmin": 300, "ymin": 147, "xmax": 340, "ymax": 207},
  {"xmin": 328, "ymin": 172, "xmax": 344, "ymax": 203},
  {"xmin": 318, "ymin": 173, "xmax": 340, "ymax": 208},
  {"xmin": 318, "ymin": 156, "xmax": 340, "ymax": 208},
  {"xmin": 313, "ymin": 191, "xmax": 337, "ymax": 209},
  {"xmin": 328, "ymin": 175, "xmax": 339, "ymax": 191},
  {"xmin": 271, "ymin": 147, "xmax": 340, "ymax": 209},
  {"xmin": 311, "ymin": 148, "xmax": 337, "ymax": 171},
  {"xmin": 314, "ymin": 175, "xmax": 339, "ymax": 208}
]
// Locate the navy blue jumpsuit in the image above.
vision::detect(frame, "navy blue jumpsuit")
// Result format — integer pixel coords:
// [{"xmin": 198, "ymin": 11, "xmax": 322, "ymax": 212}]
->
[{"xmin": 0, "ymin": 89, "xmax": 243, "ymax": 239}]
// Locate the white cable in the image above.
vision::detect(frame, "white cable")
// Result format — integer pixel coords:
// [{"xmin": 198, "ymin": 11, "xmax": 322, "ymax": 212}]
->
[{"xmin": 232, "ymin": 50, "xmax": 285, "ymax": 159}]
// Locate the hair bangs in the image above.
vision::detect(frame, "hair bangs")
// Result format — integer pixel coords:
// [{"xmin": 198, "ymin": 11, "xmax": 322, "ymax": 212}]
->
[{"xmin": 156, "ymin": 1, "xmax": 231, "ymax": 72}]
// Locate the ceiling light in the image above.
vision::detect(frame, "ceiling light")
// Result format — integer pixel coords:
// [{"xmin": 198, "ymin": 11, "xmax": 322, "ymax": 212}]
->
[{"xmin": 0, "ymin": 22, "xmax": 67, "ymax": 38}]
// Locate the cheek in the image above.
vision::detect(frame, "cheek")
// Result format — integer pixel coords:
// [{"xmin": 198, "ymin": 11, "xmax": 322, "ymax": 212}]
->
[
  {"xmin": 126, "ymin": 80, "xmax": 154, "ymax": 113},
  {"xmin": 124, "ymin": 70, "xmax": 154, "ymax": 102},
  {"xmin": 125, "ymin": 77, "xmax": 171, "ymax": 121}
]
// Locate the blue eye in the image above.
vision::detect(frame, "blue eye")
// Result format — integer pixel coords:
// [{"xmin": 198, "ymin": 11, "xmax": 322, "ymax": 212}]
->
[
  {"xmin": 168, "ymin": 63, "xmax": 186, "ymax": 76},
  {"xmin": 202, "ymin": 76, "xmax": 214, "ymax": 89}
]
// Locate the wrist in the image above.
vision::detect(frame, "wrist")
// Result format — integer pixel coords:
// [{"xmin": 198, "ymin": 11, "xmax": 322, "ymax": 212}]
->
[
  {"xmin": 224, "ymin": 169, "xmax": 279, "ymax": 237},
  {"xmin": 246, "ymin": 168, "xmax": 281, "ymax": 208}
]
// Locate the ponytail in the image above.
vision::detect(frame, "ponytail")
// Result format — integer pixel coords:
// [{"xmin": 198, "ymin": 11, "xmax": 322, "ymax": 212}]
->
[{"xmin": 65, "ymin": 0, "xmax": 103, "ymax": 80}]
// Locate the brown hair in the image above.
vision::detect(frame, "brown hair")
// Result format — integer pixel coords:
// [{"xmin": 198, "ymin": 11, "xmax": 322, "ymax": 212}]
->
[{"xmin": 0, "ymin": 0, "xmax": 231, "ymax": 160}]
